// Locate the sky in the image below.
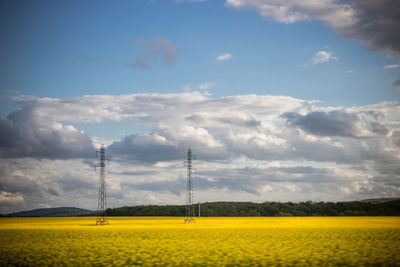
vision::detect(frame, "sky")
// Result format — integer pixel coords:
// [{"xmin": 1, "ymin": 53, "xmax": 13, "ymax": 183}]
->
[{"xmin": 0, "ymin": 0, "xmax": 400, "ymax": 213}]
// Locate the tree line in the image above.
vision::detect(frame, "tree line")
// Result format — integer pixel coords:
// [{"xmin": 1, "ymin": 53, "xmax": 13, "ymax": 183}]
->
[{"xmin": 106, "ymin": 199, "xmax": 400, "ymax": 217}]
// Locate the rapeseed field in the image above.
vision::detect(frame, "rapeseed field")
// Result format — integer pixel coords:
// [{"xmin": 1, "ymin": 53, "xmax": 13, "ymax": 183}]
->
[{"xmin": 0, "ymin": 217, "xmax": 399, "ymax": 266}]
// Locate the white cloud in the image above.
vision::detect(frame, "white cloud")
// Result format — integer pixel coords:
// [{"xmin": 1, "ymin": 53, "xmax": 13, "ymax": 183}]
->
[
  {"xmin": 182, "ymin": 83, "xmax": 215, "ymax": 92},
  {"xmin": 1, "ymin": 93, "xmax": 400, "ymax": 212},
  {"xmin": 5, "ymin": 93, "xmax": 398, "ymax": 164},
  {"xmin": 383, "ymin": 64, "xmax": 400, "ymax": 69},
  {"xmin": 198, "ymin": 82, "xmax": 216, "ymax": 90},
  {"xmin": 216, "ymin": 53, "xmax": 232, "ymax": 61},
  {"xmin": 306, "ymin": 51, "xmax": 338, "ymax": 65},
  {"xmin": 226, "ymin": 0, "xmax": 311, "ymax": 23}
]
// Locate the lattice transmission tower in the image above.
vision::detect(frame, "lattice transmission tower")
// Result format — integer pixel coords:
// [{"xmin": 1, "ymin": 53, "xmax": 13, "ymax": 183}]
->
[
  {"xmin": 95, "ymin": 144, "xmax": 109, "ymax": 225},
  {"xmin": 184, "ymin": 148, "xmax": 196, "ymax": 223}
]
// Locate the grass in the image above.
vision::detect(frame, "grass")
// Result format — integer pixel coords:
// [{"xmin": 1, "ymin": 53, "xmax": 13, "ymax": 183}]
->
[{"xmin": 1, "ymin": 217, "xmax": 399, "ymax": 266}]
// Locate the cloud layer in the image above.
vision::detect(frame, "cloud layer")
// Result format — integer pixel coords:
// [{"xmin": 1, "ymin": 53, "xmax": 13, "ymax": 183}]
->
[{"xmin": 1, "ymin": 92, "xmax": 399, "ymax": 213}]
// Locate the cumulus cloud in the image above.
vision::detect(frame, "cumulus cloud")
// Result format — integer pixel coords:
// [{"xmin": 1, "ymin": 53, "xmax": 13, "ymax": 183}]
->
[
  {"xmin": 109, "ymin": 125, "xmax": 227, "ymax": 162},
  {"xmin": 216, "ymin": 53, "xmax": 232, "ymax": 61},
  {"xmin": 306, "ymin": 51, "xmax": 338, "ymax": 65},
  {"xmin": 1, "ymin": 93, "xmax": 400, "ymax": 212},
  {"xmin": 133, "ymin": 36, "xmax": 181, "ymax": 69},
  {"xmin": 283, "ymin": 110, "xmax": 387, "ymax": 138},
  {"xmin": 226, "ymin": 0, "xmax": 400, "ymax": 58},
  {"xmin": 3, "ymin": 93, "xmax": 398, "ymax": 164},
  {"xmin": 0, "ymin": 105, "xmax": 95, "ymax": 159}
]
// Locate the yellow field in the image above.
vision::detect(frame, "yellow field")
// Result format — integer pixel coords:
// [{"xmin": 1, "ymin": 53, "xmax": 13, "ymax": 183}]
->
[{"xmin": 1, "ymin": 217, "xmax": 399, "ymax": 266}]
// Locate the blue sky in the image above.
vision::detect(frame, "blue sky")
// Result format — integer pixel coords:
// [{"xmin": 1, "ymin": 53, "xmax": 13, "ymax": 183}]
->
[
  {"xmin": 1, "ymin": 0, "xmax": 399, "ymax": 109},
  {"xmin": 1, "ymin": 0, "xmax": 400, "ymax": 212}
]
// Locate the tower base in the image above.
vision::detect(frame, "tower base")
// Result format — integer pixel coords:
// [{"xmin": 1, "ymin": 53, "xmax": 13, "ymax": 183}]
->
[
  {"xmin": 96, "ymin": 216, "xmax": 109, "ymax": 225},
  {"xmin": 184, "ymin": 217, "xmax": 196, "ymax": 224}
]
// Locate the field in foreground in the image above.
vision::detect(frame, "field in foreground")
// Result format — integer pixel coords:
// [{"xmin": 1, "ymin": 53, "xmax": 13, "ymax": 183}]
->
[{"xmin": 1, "ymin": 217, "xmax": 399, "ymax": 266}]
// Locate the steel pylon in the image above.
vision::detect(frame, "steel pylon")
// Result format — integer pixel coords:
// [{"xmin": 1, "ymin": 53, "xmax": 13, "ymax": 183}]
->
[
  {"xmin": 96, "ymin": 144, "xmax": 109, "ymax": 225},
  {"xmin": 184, "ymin": 148, "xmax": 195, "ymax": 223}
]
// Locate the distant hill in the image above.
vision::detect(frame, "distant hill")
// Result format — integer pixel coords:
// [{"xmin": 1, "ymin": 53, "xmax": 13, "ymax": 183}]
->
[{"xmin": 9, "ymin": 207, "xmax": 94, "ymax": 217}]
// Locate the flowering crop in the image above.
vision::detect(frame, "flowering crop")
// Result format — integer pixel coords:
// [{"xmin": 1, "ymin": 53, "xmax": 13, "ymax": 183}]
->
[{"xmin": 1, "ymin": 217, "xmax": 399, "ymax": 266}]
